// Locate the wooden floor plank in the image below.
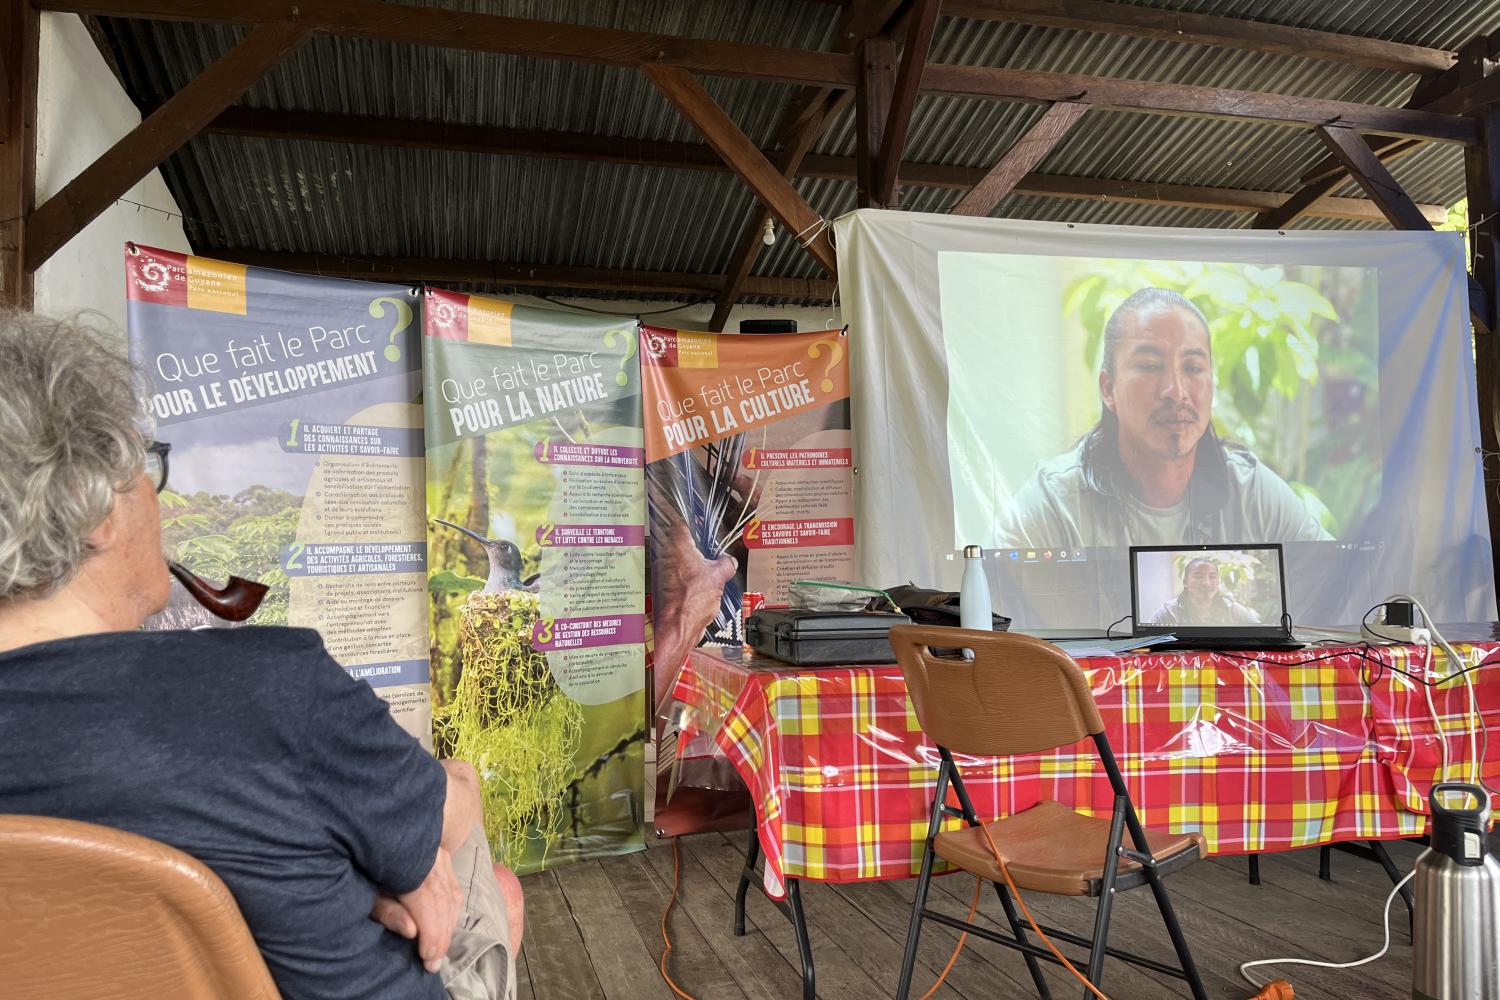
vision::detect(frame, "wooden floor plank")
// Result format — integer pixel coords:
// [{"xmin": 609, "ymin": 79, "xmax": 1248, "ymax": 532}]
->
[
  {"xmin": 686, "ymin": 831, "xmax": 891, "ymax": 1000},
  {"xmin": 643, "ymin": 836, "xmax": 810, "ymax": 1000},
  {"xmin": 602, "ymin": 844, "xmax": 749, "ymax": 1000},
  {"xmin": 831, "ymin": 872, "xmax": 1077, "ymax": 998},
  {"xmin": 518, "ymin": 869, "xmax": 607, "ymax": 1000},
  {"xmin": 919, "ymin": 868, "xmax": 1226, "ymax": 1000},
  {"xmin": 1213, "ymin": 848, "xmax": 1414, "ymax": 932},
  {"xmin": 1141, "ymin": 853, "xmax": 1411, "ymax": 996},
  {"xmin": 513, "ymin": 945, "xmax": 535, "ymax": 1000},
  {"xmin": 518, "ymin": 830, "xmax": 1436, "ymax": 1000},
  {"xmin": 554, "ymin": 860, "xmax": 678, "ymax": 1000}
]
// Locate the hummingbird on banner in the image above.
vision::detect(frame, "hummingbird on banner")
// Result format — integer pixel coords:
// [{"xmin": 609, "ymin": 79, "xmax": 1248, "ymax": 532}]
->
[{"xmin": 432, "ymin": 517, "xmax": 538, "ymax": 593}]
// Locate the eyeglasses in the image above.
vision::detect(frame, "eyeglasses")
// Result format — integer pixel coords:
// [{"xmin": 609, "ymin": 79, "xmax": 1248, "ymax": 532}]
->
[{"xmin": 144, "ymin": 441, "xmax": 171, "ymax": 494}]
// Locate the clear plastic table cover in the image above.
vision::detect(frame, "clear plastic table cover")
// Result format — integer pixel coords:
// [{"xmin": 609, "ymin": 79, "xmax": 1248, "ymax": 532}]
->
[{"xmin": 667, "ymin": 642, "xmax": 1500, "ymax": 896}]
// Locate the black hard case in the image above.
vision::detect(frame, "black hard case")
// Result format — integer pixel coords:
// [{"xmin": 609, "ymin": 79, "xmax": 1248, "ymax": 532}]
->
[{"xmin": 744, "ymin": 609, "xmax": 912, "ymax": 665}]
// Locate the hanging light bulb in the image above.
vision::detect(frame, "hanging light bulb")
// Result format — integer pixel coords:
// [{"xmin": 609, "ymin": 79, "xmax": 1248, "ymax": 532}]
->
[{"xmin": 761, "ymin": 217, "xmax": 777, "ymax": 246}]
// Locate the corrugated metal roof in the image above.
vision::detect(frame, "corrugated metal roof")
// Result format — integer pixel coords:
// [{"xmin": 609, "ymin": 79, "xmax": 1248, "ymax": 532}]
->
[{"xmin": 89, "ymin": 0, "xmax": 1498, "ymax": 304}]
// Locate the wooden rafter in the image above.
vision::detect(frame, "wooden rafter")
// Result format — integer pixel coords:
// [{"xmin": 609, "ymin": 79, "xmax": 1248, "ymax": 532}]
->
[
  {"xmin": 39, "ymin": 0, "xmax": 1478, "ymax": 143},
  {"xmin": 708, "ymin": 0, "xmax": 903, "ymax": 331},
  {"xmin": 1250, "ymin": 172, "xmax": 1349, "ymax": 231},
  {"xmin": 203, "ymin": 109, "xmax": 1449, "ymax": 225},
  {"xmin": 208, "ymin": 250, "xmax": 838, "ymax": 300},
  {"xmin": 951, "ymin": 101, "xmax": 1086, "ymax": 217},
  {"xmin": 641, "ymin": 64, "xmax": 837, "ymax": 275},
  {"xmin": 1, "ymin": 2, "xmax": 39, "ymax": 307},
  {"xmin": 1272, "ymin": 42, "xmax": 1500, "ymax": 230},
  {"xmin": 1315, "ymin": 125, "xmax": 1432, "ymax": 231},
  {"xmin": 918, "ymin": 65, "xmax": 1474, "ymax": 143},
  {"xmin": 25, "ymin": 22, "xmax": 310, "ymax": 272},
  {"xmin": 873, "ymin": 0, "xmax": 942, "ymax": 205},
  {"xmin": 45, "ymin": 0, "xmax": 857, "ymax": 88},
  {"xmin": 1298, "ymin": 136, "xmax": 1419, "ymax": 188},
  {"xmin": 1310, "ymin": 131, "xmax": 1487, "ymax": 385},
  {"xmin": 708, "ymin": 90, "xmax": 849, "ymax": 332},
  {"xmin": 942, "ymin": 0, "xmax": 1455, "ymax": 75}
]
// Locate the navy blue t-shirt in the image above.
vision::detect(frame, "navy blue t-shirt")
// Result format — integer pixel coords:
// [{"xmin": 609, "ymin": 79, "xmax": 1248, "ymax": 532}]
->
[{"xmin": 0, "ymin": 627, "xmax": 447, "ymax": 1000}]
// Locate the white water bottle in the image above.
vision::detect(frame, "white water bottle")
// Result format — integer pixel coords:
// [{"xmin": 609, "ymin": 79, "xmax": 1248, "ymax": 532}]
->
[{"xmin": 960, "ymin": 545, "xmax": 993, "ymax": 631}]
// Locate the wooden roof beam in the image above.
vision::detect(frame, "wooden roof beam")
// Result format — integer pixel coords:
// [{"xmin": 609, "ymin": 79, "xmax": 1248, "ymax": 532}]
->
[
  {"xmin": 204, "ymin": 109, "xmax": 1449, "ymax": 225},
  {"xmin": 642, "ymin": 64, "xmax": 837, "ymax": 275},
  {"xmin": 708, "ymin": 0, "xmax": 903, "ymax": 331},
  {"xmin": 709, "ymin": 90, "xmax": 848, "ymax": 331},
  {"xmin": 207, "ymin": 250, "xmax": 838, "ymax": 300},
  {"xmin": 872, "ymin": 0, "xmax": 942, "ymax": 206},
  {"xmin": 25, "ymin": 22, "xmax": 309, "ymax": 272},
  {"xmin": 951, "ymin": 101, "xmax": 1086, "ymax": 216},
  {"xmin": 41, "ymin": 0, "xmax": 1477, "ymax": 143},
  {"xmin": 943, "ymin": 0, "xmax": 1455, "ymax": 76},
  {"xmin": 1315, "ymin": 124, "xmax": 1432, "ymax": 230}
]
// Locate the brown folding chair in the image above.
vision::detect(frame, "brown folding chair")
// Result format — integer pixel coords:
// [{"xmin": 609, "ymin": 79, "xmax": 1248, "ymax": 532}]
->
[{"xmin": 889, "ymin": 625, "xmax": 1208, "ymax": 1000}]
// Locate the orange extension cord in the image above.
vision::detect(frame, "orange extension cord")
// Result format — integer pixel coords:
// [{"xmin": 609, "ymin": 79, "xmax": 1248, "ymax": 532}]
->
[
  {"xmin": 657, "ymin": 832, "xmax": 1104, "ymax": 1000},
  {"xmin": 658, "ymin": 831, "xmax": 1290, "ymax": 1000}
]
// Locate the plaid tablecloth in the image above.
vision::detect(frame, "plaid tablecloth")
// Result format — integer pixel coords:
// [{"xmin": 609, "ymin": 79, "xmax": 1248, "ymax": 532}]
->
[{"xmin": 671, "ymin": 642, "xmax": 1500, "ymax": 896}]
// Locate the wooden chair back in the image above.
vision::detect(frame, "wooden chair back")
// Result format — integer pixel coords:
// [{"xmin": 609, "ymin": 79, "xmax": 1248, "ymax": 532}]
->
[
  {"xmin": 889, "ymin": 625, "xmax": 1105, "ymax": 757},
  {"xmin": 0, "ymin": 814, "xmax": 282, "ymax": 1000}
]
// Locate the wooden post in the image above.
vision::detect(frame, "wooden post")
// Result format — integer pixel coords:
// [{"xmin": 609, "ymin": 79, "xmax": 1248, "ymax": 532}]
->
[
  {"xmin": 872, "ymin": 0, "xmax": 941, "ymax": 206},
  {"xmin": 855, "ymin": 36, "xmax": 895, "ymax": 208},
  {"xmin": 1461, "ymin": 37, "xmax": 1500, "ymax": 602},
  {"xmin": 1, "ymin": 2, "xmax": 39, "ymax": 308}
]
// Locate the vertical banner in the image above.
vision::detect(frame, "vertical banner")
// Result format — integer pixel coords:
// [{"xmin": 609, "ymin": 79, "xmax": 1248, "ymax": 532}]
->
[
  {"xmin": 422, "ymin": 288, "xmax": 645, "ymax": 873},
  {"xmin": 640, "ymin": 326, "xmax": 854, "ymax": 833},
  {"xmin": 125, "ymin": 244, "xmax": 430, "ymax": 741}
]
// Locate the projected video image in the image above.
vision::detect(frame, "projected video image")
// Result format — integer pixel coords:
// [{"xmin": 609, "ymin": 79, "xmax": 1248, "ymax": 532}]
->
[
  {"xmin": 940, "ymin": 255, "xmax": 1381, "ymax": 549},
  {"xmin": 1134, "ymin": 548, "xmax": 1283, "ymax": 627}
]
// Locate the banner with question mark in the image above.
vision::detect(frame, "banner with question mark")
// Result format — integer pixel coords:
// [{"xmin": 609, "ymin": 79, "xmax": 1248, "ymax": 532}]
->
[
  {"xmin": 421, "ymin": 287, "xmax": 647, "ymax": 874},
  {"xmin": 638, "ymin": 325, "xmax": 857, "ymax": 838},
  {"xmin": 125, "ymin": 243, "xmax": 432, "ymax": 745}
]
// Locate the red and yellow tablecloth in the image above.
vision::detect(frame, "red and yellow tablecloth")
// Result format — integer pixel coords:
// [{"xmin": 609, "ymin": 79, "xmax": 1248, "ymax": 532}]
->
[{"xmin": 671, "ymin": 641, "xmax": 1500, "ymax": 896}]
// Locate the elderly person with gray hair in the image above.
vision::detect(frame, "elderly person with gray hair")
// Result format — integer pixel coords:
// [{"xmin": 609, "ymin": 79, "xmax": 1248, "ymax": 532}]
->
[{"xmin": 0, "ymin": 311, "xmax": 520, "ymax": 1000}]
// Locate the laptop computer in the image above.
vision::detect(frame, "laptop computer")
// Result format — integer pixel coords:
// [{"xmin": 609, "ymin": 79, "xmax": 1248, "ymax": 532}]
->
[{"xmin": 1129, "ymin": 543, "xmax": 1302, "ymax": 651}]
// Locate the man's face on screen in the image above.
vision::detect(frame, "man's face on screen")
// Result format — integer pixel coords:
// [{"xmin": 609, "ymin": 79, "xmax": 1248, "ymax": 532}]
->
[
  {"xmin": 1100, "ymin": 306, "xmax": 1213, "ymax": 463},
  {"xmin": 1183, "ymin": 561, "xmax": 1220, "ymax": 603}
]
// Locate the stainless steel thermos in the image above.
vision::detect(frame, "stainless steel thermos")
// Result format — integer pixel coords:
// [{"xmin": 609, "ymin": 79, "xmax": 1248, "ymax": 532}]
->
[{"xmin": 1413, "ymin": 783, "xmax": 1500, "ymax": 1000}]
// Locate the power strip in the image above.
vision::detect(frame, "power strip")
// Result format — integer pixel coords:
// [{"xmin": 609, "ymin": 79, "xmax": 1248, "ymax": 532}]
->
[
  {"xmin": 1361, "ymin": 622, "xmax": 1431, "ymax": 645},
  {"xmin": 1362, "ymin": 600, "xmax": 1428, "ymax": 646}
]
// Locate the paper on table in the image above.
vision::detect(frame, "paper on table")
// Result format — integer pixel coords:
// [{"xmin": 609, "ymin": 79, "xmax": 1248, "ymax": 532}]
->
[{"xmin": 1048, "ymin": 634, "xmax": 1179, "ymax": 657}]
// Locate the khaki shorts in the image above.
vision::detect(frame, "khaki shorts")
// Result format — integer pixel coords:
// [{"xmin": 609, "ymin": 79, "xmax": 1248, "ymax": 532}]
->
[{"xmin": 439, "ymin": 825, "xmax": 515, "ymax": 1000}]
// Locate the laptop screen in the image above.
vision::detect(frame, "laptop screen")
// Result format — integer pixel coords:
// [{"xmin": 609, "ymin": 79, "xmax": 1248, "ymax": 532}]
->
[{"xmin": 1130, "ymin": 544, "xmax": 1289, "ymax": 635}]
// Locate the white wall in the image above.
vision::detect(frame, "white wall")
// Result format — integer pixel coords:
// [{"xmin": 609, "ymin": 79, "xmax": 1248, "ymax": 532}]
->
[{"xmin": 33, "ymin": 12, "xmax": 189, "ymax": 330}]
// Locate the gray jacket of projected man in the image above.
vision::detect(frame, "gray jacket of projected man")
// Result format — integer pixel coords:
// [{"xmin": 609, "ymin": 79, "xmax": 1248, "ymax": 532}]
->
[{"xmin": 996, "ymin": 426, "xmax": 1332, "ymax": 549}]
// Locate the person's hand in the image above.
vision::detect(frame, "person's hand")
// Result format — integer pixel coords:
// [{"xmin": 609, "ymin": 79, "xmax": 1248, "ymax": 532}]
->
[
  {"xmin": 397, "ymin": 845, "xmax": 464, "ymax": 973},
  {"xmin": 653, "ymin": 519, "xmax": 736, "ymax": 709},
  {"xmin": 371, "ymin": 893, "xmax": 417, "ymax": 940}
]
